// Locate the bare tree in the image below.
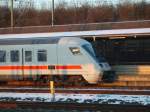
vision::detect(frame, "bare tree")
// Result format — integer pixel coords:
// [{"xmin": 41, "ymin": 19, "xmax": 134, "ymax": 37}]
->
[{"xmin": 0, "ymin": 0, "xmax": 150, "ymax": 27}]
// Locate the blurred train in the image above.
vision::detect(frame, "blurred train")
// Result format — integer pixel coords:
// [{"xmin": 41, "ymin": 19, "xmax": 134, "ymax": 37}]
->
[{"xmin": 0, "ymin": 34, "xmax": 115, "ymax": 84}]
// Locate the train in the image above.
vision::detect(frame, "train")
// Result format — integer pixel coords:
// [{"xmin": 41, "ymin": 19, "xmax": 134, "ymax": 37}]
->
[{"xmin": 0, "ymin": 33, "xmax": 115, "ymax": 85}]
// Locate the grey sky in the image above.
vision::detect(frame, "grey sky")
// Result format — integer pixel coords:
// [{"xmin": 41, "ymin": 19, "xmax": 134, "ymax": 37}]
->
[
  {"xmin": 34, "ymin": 0, "xmax": 150, "ymax": 9},
  {"xmin": 0, "ymin": 0, "xmax": 150, "ymax": 9}
]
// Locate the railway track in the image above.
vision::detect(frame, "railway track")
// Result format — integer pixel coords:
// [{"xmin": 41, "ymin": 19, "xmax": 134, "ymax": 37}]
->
[
  {"xmin": 2, "ymin": 80, "xmax": 150, "ymax": 88},
  {"xmin": 0, "ymin": 102, "xmax": 149, "ymax": 112},
  {"xmin": 0, "ymin": 87, "xmax": 150, "ymax": 95},
  {"xmin": 0, "ymin": 80, "xmax": 150, "ymax": 95}
]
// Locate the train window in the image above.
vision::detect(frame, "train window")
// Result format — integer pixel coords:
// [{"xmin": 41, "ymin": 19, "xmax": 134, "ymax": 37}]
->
[
  {"xmin": 82, "ymin": 44, "xmax": 96, "ymax": 58},
  {"xmin": 82, "ymin": 44, "xmax": 104, "ymax": 62},
  {"xmin": 25, "ymin": 51, "xmax": 32, "ymax": 62},
  {"xmin": 10, "ymin": 50, "xmax": 19, "ymax": 62},
  {"xmin": 38, "ymin": 50, "xmax": 47, "ymax": 62},
  {"xmin": 69, "ymin": 47, "xmax": 81, "ymax": 55},
  {"xmin": 0, "ymin": 50, "xmax": 6, "ymax": 62}
]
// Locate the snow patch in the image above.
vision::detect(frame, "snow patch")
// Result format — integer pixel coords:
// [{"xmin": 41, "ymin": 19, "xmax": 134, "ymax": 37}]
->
[{"xmin": 0, "ymin": 92, "xmax": 150, "ymax": 105}]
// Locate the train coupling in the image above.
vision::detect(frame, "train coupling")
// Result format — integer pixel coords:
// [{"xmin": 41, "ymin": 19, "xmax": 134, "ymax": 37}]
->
[{"xmin": 102, "ymin": 71, "xmax": 117, "ymax": 83}]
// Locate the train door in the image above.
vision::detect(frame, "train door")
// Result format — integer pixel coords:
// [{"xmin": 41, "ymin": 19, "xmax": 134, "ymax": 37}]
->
[{"xmin": 23, "ymin": 47, "xmax": 34, "ymax": 80}]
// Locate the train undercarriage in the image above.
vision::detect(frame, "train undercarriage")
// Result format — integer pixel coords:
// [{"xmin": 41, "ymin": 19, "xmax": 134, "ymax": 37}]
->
[
  {"xmin": 0, "ymin": 70, "xmax": 116, "ymax": 87},
  {"xmin": 0, "ymin": 75, "xmax": 91, "ymax": 87}
]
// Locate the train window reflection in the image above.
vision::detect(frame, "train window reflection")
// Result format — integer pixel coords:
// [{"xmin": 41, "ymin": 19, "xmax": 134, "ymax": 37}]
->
[
  {"xmin": 10, "ymin": 50, "xmax": 19, "ymax": 62},
  {"xmin": 0, "ymin": 50, "xmax": 6, "ymax": 62},
  {"xmin": 82, "ymin": 44, "xmax": 95, "ymax": 56},
  {"xmin": 38, "ymin": 50, "xmax": 47, "ymax": 62},
  {"xmin": 82, "ymin": 44, "xmax": 106, "ymax": 63},
  {"xmin": 82, "ymin": 44, "xmax": 96, "ymax": 58},
  {"xmin": 25, "ymin": 51, "xmax": 32, "ymax": 62}
]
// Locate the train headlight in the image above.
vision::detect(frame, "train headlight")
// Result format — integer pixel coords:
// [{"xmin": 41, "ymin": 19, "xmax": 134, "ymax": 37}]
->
[{"xmin": 69, "ymin": 47, "xmax": 81, "ymax": 55}]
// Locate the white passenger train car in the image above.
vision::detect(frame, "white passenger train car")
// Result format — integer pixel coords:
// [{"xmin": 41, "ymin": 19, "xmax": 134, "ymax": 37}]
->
[{"xmin": 0, "ymin": 34, "xmax": 113, "ymax": 84}]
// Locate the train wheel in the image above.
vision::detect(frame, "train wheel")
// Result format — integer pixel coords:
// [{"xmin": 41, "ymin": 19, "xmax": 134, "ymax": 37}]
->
[{"xmin": 67, "ymin": 75, "xmax": 88, "ymax": 86}]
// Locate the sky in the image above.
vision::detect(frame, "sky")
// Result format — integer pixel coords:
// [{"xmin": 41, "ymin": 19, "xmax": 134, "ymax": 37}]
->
[
  {"xmin": 34, "ymin": 0, "xmax": 150, "ymax": 9},
  {"xmin": 0, "ymin": 0, "xmax": 150, "ymax": 9}
]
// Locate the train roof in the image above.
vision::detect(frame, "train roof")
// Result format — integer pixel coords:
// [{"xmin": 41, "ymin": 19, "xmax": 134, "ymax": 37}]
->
[
  {"xmin": 0, "ymin": 37, "xmax": 62, "ymax": 45},
  {"xmin": 0, "ymin": 36, "xmax": 88, "ymax": 45},
  {"xmin": 0, "ymin": 28, "xmax": 149, "ymax": 45},
  {"xmin": 0, "ymin": 28, "xmax": 150, "ymax": 39}
]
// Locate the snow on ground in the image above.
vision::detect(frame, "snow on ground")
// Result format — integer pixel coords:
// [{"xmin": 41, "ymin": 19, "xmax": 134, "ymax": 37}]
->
[{"xmin": 0, "ymin": 92, "xmax": 150, "ymax": 105}]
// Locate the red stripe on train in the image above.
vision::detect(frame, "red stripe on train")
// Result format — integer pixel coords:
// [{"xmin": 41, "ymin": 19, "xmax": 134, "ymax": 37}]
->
[
  {"xmin": 56, "ymin": 65, "xmax": 81, "ymax": 69},
  {"xmin": 0, "ymin": 65, "xmax": 81, "ymax": 70},
  {"xmin": 0, "ymin": 66, "xmax": 48, "ymax": 70}
]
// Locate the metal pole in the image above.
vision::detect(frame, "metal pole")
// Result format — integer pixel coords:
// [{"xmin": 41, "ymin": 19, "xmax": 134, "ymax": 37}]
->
[
  {"xmin": 50, "ymin": 81, "xmax": 55, "ymax": 101},
  {"xmin": 10, "ymin": 0, "xmax": 14, "ymax": 27},
  {"xmin": 93, "ymin": 36, "xmax": 96, "ymax": 42},
  {"xmin": 52, "ymin": 0, "xmax": 54, "ymax": 26}
]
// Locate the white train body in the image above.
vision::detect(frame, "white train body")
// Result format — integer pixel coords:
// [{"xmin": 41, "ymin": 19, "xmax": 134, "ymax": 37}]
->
[{"xmin": 0, "ymin": 35, "xmax": 112, "ymax": 84}]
